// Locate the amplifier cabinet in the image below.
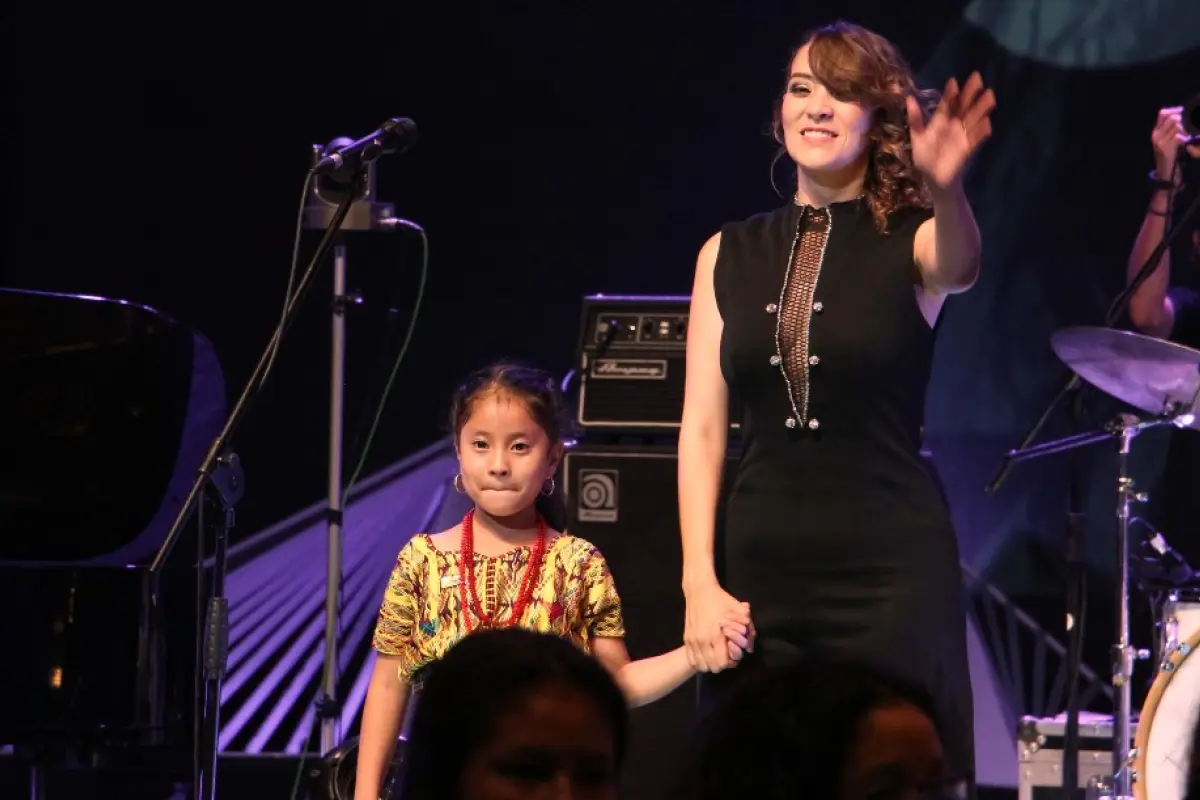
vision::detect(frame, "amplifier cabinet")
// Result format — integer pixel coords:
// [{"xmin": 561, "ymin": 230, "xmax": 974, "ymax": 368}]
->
[
  {"xmin": 561, "ymin": 444, "xmax": 739, "ymax": 800},
  {"xmin": 575, "ymin": 294, "xmax": 739, "ymax": 433}
]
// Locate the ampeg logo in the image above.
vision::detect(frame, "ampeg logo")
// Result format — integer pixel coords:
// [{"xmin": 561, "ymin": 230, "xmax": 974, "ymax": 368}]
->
[
  {"xmin": 577, "ymin": 469, "xmax": 619, "ymax": 523},
  {"xmin": 590, "ymin": 359, "xmax": 668, "ymax": 380}
]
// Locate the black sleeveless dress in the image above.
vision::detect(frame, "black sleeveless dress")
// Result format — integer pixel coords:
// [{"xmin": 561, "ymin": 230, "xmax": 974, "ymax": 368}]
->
[{"xmin": 703, "ymin": 198, "xmax": 975, "ymax": 780}]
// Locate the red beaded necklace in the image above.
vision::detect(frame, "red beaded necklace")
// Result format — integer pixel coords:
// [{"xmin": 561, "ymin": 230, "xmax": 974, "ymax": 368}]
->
[{"xmin": 458, "ymin": 507, "xmax": 546, "ymax": 633}]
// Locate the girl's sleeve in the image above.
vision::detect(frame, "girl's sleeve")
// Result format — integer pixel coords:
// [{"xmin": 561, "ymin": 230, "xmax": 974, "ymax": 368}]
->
[
  {"xmin": 582, "ymin": 547, "xmax": 626, "ymax": 638},
  {"xmin": 371, "ymin": 543, "xmax": 422, "ymax": 660}
]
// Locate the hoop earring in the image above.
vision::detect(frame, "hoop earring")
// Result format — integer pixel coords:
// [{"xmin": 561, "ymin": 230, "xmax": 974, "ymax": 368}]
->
[
  {"xmin": 769, "ymin": 148, "xmax": 790, "ymax": 200},
  {"xmin": 453, "ymin": 474, "xmax": 466, "ymax": 494},
  {"xmin": 541, "ymin": 477, "xmax": 555, "ymax": 497}
]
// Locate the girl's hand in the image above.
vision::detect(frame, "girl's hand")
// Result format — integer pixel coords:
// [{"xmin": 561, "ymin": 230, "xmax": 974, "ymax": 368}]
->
[
  {"xmin": 719, "ymin": 604, "xmax": 755, "ymax": 663},
  {"xmin": 684, "ymin": 583, "xmax": 751, "ymax": 672}
]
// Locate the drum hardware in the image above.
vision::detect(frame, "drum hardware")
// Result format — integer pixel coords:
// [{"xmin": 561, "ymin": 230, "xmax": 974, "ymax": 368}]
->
[
  {"xmin": 1126, "ymin": 517, "xmax": 1198, "ymax": 673},
  {"xmin": 1129, "ymin": 518, "xmax": 1196, "ymax": 590},
  {"xmin": 991, "ymin": 324, "xmax": 1200, "ymax": 798},
  {"xmin": 1053, "ymin": 327, "xmax": 1200, "ymax": 799},
  {"xmin": 1088, "ymin": 776, "xmax": 1116, "ymax": 800},
  {"xmin": 1161, "ymin": 607, "xmax": 1181, "ymax": 673},
  {"xmin": 1131, "ymin": 628, "xmax": 1200, "ymax": 799},
  {"xmin": 1158, "ymin": 589, "xmax": 1200, "ymax": 671},
  {"xmin": 1001, "ymin": 408, "xmax": 1185, "ymax": 797},
  {"xmin": 987, "ymin": 162, "xmax": 1200, "ymax": 799}
]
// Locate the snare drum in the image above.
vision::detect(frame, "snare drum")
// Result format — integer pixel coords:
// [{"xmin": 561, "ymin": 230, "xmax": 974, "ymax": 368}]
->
[
  {"xmin": 1133, "ymin": 629, "xmax": 1200, "ymax": 800},
  {"xmin": 1159, "ymin": 590, "xmax": 1200, "ymax": 669}
]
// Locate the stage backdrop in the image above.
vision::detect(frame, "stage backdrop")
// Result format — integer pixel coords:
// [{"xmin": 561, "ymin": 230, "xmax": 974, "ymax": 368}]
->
[{"xmin": 5, "ymin": 0, "xmax": 1198, "ymax": 689}]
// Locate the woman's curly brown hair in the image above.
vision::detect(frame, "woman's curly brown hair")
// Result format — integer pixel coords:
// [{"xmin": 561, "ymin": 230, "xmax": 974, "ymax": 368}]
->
[{"xmin": 770, "ymin": 21, "xmax": 939, "ymax": 233}]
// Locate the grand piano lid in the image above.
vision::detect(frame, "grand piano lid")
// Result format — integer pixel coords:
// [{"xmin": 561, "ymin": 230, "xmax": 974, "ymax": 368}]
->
[{"xmin": 0, "ymin": 287, "xmax": 226, "ymax": 566}]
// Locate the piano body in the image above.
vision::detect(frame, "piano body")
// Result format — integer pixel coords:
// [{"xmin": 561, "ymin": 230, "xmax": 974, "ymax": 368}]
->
[{"xmin": 0, "ymin": 287, "xmax": 227, "ymax": 797}]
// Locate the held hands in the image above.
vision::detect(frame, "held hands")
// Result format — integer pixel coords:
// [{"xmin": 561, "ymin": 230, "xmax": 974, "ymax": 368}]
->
[
  {"xmin": 906, "ymin": 72, "xmax": 997, "ymax": 191},
  {"xmin": 683, "ymin": 581, "xmax": 756, "ymax": 673},
  {"xmin": 1152, "ymin": 106, "xmax": 1200, "ymax": 182},
  {"xmin": 720, "ymin": 613, "xmax": 754, "ymax": 665}
]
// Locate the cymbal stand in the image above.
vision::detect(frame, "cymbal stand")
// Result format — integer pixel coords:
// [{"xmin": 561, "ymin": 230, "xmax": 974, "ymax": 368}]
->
[
  {"xmin": 1110, "ymin": 416, "xmax": 1148, "ymax": 799},
  {"xmin": 1001, "ymin": 411, "xmax": 1177, "ymax": 799},
  {"xmin": 987, "ymin": 188, "xmax": 1200, "ymax": 798}
]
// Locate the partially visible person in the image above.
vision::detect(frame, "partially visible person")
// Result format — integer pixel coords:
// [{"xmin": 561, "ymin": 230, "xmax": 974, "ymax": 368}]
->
[
  {"xmin": 1124, "ymin": 105, "xmax": 1200, "ymax": 571},
  {"xmin": 678, "ymin": 19, "xmax": 993, "ymax": 790},
  {"xmin": 672, "ymin": 654, "xmax": 968, "ymax": 800},
  {"xmin": 353, "ymin": 362, "xmax": 752, "ymax": 800},
  {"xmin": 397, "ymin": 627, "xmax": 628, "ymax": 800},
  {"xmin": 1125, "ymin": 104, "xmax": 1200, "ymax": 340}
]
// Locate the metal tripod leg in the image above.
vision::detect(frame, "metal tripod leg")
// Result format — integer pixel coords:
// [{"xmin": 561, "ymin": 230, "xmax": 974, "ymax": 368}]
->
[{"xmin": 1110, "ymin": 421, "xmax": 1149, "ymax": 798}]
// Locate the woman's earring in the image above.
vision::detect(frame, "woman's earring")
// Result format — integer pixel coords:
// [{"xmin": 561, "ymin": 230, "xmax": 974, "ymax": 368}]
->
[
  {"xmin": 541, "ymin": 477, "xmax": 555, "ymax": 496},
  {"xmin": 453, "ymin": 474, "xmax": 466, "ymax": 494}
]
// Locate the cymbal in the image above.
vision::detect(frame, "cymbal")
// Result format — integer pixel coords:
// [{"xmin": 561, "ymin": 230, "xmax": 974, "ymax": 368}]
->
[{"xmin": 1051, "ymin": 326, "xmax": 1200, "ymax": 423}]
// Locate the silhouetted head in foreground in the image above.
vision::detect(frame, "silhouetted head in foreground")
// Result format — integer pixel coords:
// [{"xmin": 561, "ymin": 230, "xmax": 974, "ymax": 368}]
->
[
  {"xmin": 675, "ymin": 655, "xmax": 967, "ymax": 799},
  {"xmin": 398, "ymin": 627, "xmax": 628, "ymax": 800}
]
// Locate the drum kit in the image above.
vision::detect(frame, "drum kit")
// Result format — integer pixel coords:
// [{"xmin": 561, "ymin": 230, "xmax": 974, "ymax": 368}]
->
[{"xmin": 1010, "ymin": 325, "xmax": 1200, "ymax": 800}]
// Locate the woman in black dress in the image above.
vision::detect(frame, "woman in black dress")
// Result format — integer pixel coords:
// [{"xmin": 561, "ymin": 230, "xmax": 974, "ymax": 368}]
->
[{"xmin": 678, "ymin": 20, "xmax": 996, "ymax": 788}]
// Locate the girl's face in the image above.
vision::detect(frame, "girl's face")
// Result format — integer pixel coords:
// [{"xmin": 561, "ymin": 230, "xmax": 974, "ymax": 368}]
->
[
  {"xmin": 456, "ymin": 392, "xmax": 561, "ymax": 525},
  {"xmin": 458, "ymin": 682, "xmax": 618, "ymax": 800}
]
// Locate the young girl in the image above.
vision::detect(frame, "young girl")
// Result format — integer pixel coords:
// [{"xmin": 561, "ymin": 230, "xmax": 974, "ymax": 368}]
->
[{"xmin": 353, "ymin": 362, "xmax": 753, "ymax": 800}]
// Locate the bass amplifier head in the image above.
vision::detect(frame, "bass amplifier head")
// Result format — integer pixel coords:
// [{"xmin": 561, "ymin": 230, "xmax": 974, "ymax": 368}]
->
[
  {"xmin": 574, "ymin": 294, "xmax": 692, "ymax": 432},
  {"xmin": 574, "ymin": 294, "xmax": 738, "ymax": 433}
]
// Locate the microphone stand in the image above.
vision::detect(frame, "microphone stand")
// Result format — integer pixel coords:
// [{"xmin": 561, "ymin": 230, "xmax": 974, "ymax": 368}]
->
[
  {"xmin": 986, "ymin": 187, "xmax": 1200, "ymax": 799},
  {"xmin": 301, "ymin": 144, "xmax": 400, "ymax": 756},
  {"xmin": 142, "ymin": 168, "xmax": 362, "ymax": 800}
]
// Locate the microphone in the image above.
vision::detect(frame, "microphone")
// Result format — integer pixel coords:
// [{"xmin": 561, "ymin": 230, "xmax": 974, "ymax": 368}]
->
[
  {"xmin": 1146, "ymin": 530, "xmax": 1195, "ymax": 584},
  {"xmin": 1132, "ymin": 518, "xmax": 1195, "ymax": 586},
  {"xmin": 311, "ymin": 117, "xmax": 418, "ymax": 178}
]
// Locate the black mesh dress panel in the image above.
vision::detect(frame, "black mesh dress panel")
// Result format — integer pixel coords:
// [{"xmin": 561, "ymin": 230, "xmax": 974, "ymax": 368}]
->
[{"xmin": 775, "ymin": 207, "xmax": 830, "ymax": 426}]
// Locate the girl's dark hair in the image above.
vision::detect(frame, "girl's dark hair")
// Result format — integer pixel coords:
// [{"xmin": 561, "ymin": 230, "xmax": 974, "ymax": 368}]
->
[
  {"xmin": 673, "ymin": 656, "xmax": 944, "ymax": 799},
  {"xmin": 396, "ymin": 628, "xmax": 628, "ymax": 800},
  {"xmin": 449, "ymin": 361, "xmax": 571, "ymax": 531}
]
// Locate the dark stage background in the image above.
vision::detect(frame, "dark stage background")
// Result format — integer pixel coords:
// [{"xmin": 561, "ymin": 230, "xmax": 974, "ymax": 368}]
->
[{"xmin": 5, "ymin": 0, "xmax": 1200, "ymax": 702}]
